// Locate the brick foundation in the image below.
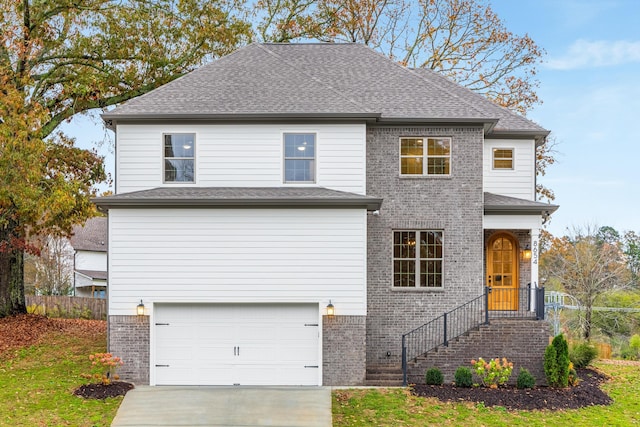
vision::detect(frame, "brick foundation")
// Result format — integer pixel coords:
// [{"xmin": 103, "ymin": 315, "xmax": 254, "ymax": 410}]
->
[
  {"xmin": 323, "ymin": 315, "xmax": 367, "ymax": 385},
  {"xmin": 108, "ymin": 315, "xmax": 149, "ymax": 385},
  {"xmin": 407, "ymin": 318, "xmax": 550, "ymax": 385}
]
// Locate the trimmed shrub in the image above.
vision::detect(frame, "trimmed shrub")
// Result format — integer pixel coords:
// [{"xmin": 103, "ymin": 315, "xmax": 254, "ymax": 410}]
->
[
  {"xmin": 454, "ymin": 366, "xmax": 473, "ymax": 388},
  {"xmin": 425, "ymin": 367, "xmax": 444, "ymax": 385},
  {"xmin": 516, "ymin": 368, "xmax": 535, "ymax": 389},
  {"xmin": 570, "ymin": 342, "xmax": 598, "ymax": 368},
  {"xmin": 545, "ymin": 334, "xmax": 571, "ymax": 387},
  {"xmin": 553, "ymin": 334, "xmax": 570, "ymax": 387},
  {"xmin": 544, "ymin": 344, "xmax": 558, "ymax": 386}
]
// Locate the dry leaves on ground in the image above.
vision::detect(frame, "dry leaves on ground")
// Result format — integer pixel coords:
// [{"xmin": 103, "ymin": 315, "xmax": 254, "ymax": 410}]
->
[{"xmin": 0, "ymin": 314, "xmax": 106, "ymax": 357}]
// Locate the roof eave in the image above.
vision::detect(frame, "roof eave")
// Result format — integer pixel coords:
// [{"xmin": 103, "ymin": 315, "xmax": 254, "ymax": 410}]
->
[
  {"xmin": 487, "ymin": 129, "xmax": 551, "ymax": 146},
  {"xmin": 102, "ymin": 112, "xmax": 382, "ymax": 129},
  {"xmin": 93, "ymin": 197, "xmax": 383, "ymax": 211},
  {"xmin": 375, "ymin": 117, "xmax": 498, "ymax": 130},
  {"xmin": 484, "ymin": 204, "xmax": 559, "ymax": 215}
]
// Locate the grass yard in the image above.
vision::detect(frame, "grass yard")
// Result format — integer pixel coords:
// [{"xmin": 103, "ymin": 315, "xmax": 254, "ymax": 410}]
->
[
  {"xmin": 333, "ymin": 361, "xmax": 640, "ymax": 427},
  {"xmin": 0, "ymin": 316, "xmax": 120, "ymax": 427}
]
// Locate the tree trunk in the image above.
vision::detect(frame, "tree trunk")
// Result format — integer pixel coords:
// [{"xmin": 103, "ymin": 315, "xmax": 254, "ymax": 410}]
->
[
  {"xmin": 583, "ymin": 307, "xmax": 592, "ymax": 341},
  {"xmin": 0, "ymin": 222, "xmax": 26, "ymax": 317}
]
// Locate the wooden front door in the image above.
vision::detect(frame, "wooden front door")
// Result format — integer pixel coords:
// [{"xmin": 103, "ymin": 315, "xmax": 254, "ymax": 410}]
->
[{"xmin": 487, "ymin": 233, "xmax": 519, "ymax": 310}]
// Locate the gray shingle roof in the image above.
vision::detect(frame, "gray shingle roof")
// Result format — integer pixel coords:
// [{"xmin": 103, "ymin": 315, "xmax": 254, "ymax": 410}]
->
[
  {"xmin": 103, "ymin": 43, "xmax": 546, "ymax": 135},
  {"xmin": 484, "ymin": 192, "xmax": 558, "ymax": 214},
  {"xmin": 93, "ymin": 187, "xmax": 383, "ymax": 211},
  {"xmin": 409, "ymin": 68, "xmax": 547, "ymax": 133},
  {"xmin": 70, "ymin": 217, "xmax": 108, "ymax": 252},
  {"xmin": 75, "ymin": 269, "xmax": 107, "ymax": 281}
]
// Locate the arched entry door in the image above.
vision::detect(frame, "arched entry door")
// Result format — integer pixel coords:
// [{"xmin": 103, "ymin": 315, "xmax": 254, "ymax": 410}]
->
[{"xmin": 487, "ymin": 233, "xmax": 519, "ymax": 310}]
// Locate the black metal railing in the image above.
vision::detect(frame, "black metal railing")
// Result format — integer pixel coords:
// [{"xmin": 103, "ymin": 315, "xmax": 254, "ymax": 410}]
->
[
  {"xmin": 401, "ymin": 286, "xmax": 545, "ymax": 385},
  {"xmin": 486, "ymin": 285, "xmax": 545, "ymax": 319}
]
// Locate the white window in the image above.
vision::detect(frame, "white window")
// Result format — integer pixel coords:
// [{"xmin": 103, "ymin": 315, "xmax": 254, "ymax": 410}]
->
[
  {"xmin": 393, "ymin": 230, "xmax": 444, "ymax": 288},
  {"xmin": 400, "ymin": 137, "xmax": 451, "ymax": 176},
  {"xmin": 492, "ymin": 148, "xmax": 514, "ymax": 170},
  {"xmin": 164, "ymin": 134, "xmax": 195, "ymax": 182},
  {"xmin": 284, "ymin": 133, "xmax": 316, "ymax": 183}
]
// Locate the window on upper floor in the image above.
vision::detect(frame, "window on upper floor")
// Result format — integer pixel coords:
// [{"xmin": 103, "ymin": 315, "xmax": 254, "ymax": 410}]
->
[
  {"xmin": 393, "ymin": 230, "xmax": 444, "ymax": 288},
  {"xmin": 284, "ymin": 133, "xmax": 316, "ymax": 183},
  {"xmin": 400, "ymin": 137, "xmax": 451, "ymax": 176},
  {"xmin": 492, "ymin": 148, "xmax": 514, "ymax": 170},
  {"xmin": 164, "ymin": 133, "xmax": 195, "ymax": 183}
]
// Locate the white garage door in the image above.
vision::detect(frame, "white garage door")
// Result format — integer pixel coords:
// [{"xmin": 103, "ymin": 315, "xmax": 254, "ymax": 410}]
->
[{"xmin": 154, "ymin": 303, "xmax": 320, "ymax": 386}]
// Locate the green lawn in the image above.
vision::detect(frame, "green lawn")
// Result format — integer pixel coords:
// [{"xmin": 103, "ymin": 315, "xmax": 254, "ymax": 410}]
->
[
  {"xmin": 333, "ymin": 362, "xmax": 640, "ymax": 427},
  {"xmin": 0, "ymin": 325, "xmax": 120, "ymax": 427}
]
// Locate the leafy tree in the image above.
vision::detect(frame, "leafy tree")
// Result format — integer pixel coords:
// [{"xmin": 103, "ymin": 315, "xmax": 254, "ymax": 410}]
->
[
  {"xmin": 0, "ymin": 0, "xmax": 251, "ymax": 317},
  {"xmin": 541, "ymin": 226, "xmax": 631, "ymax": 339}
]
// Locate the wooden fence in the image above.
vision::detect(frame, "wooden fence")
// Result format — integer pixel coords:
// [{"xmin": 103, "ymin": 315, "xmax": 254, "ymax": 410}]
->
[{"xmin": 25, "ymin": 295, "xmax": 107, "ymax": 320}]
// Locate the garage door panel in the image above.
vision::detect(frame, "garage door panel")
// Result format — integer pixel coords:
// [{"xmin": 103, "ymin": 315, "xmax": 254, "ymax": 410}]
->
[{"xmin": 154, "ymin": 303, "xmax": 319, "ymax": 386}]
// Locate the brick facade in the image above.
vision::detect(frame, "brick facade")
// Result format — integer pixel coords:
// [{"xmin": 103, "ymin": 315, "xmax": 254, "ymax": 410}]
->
[
  {"xmin": 108, "ymin": 315, "xmax": 149, "ymax": 385},
  {"xmin": 407, "ymin": 319, "xmax": 550, "ymax": 385},
  {"xmin": 366, "ymin": 126, "xmax": 485, "ymax": 366},
  {"xmin": 323, "ymin": 315, "xmax": 367, "ymax": 385}
]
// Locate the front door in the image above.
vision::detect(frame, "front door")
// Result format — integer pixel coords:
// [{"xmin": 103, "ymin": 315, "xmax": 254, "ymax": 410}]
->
[{"xmin": 487, "ymin": 233, "xmax": 519, "ymax": 310}]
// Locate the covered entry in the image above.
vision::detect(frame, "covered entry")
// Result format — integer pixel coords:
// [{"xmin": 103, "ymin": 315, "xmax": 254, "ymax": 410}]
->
[{"xmin": 153, "ymin": 303, "xmax": 320, "ymax": 386}]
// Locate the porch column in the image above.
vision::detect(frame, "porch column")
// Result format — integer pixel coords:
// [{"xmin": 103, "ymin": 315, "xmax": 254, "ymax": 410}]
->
[{"xmin": 529, "ymin": 227, "xmax": 541, "ymax": 311}]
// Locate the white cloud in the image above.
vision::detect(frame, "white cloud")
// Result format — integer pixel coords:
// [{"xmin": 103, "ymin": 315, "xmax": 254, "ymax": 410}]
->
[{"xmin": 546, "ymin": 39, "xmax": 640, "ymax": 70}]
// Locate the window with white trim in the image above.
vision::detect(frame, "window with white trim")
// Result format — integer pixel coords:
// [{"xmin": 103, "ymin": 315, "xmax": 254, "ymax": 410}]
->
[
  {"xmin": 393, "ymin": 230, "xmax": 443, "ymax": 288},
  {"xmin": 400, "ymin": 137, "xmax": 451, "ymax": 176},
  {"xmin": 164, "ymin": 133, "xmax": 195, "ymax": 182},
  {"xmin": 284, "ymin": 133, "xmax": 316, "ymax": 183},
  {"xmin": 492, "ymin": 148, "xmax": 514, "ymax": 170}
]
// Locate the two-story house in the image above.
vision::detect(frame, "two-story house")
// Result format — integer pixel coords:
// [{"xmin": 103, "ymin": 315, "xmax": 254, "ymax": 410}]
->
[{"xmin": 95, "ymin": 43, "xmax": 557, "ymax": 386}]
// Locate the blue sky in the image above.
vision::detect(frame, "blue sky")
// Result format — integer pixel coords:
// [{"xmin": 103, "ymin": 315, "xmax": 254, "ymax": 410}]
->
[
  {"xmin": 491, "ymin": 0, "xmax": 640, "ymax": 236},
  {"xmin": 62, "ymin": 0, "xmax": 640, "ymax": 237}
]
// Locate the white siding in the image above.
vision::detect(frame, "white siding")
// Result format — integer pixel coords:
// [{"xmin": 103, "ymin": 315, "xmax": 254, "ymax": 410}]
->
[
  {"xmin": 483, "ymin": 214, "xmax": 542, "ymax": 230},
  {"xmin": 116, "ymin": 123, "xmax": 367, "ymax": 195},
  {"xmin": 108, "ymin": 208, "xmax": 367, "ymax": 316},
  {"xmin": 483, "ymin": 139, "xmax": 536, "ymax": 200},
  {"xmin": 75, "ymin": 250, "xmax": 107, "ymax": 272}
]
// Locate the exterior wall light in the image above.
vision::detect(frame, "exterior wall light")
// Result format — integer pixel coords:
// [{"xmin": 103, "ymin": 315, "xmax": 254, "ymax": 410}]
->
[
  {"xmin": 136, "ymin": 300, "xmax": 145, "ymax": 316},
  {"xmin": 326, "ymin": 300, "xmax": 335, "ymax": 317},
  {"xmin": 522, "ymin": 245, "xmax": 532, "ymax": 261}
]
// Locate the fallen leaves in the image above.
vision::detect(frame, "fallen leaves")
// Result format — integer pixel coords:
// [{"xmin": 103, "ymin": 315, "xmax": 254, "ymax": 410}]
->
[{"xmin": 0, "ymin": 314, "xmax": 106, "ymax": 357}]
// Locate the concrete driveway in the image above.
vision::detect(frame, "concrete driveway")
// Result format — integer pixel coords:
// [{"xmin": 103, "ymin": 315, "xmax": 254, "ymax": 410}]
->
[{"xmin": 110, "ymin": 386, "xmax": 332, "ymax": 427}]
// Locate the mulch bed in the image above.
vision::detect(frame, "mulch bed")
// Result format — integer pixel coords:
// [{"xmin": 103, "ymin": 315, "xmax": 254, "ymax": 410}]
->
[
  {"xmin": 412, "ymin": 368, "xmax": 613, "ymax": 410},
  {"xmin": 73, "ymin": 381, "xmax": 134, "ymax": 399}
]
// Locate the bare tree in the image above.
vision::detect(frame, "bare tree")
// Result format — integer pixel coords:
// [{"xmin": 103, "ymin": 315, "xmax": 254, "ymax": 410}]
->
[
  {"xmin": 541, "ymin": 225, "xmax": 631, "ymax": 340},
  {"xmin": 254, "ymin": 0, "xmax": 544, "ymax": 114},
  {"xmin": 24, "ymin": 236, "xmax": 74, "ymax": 296}
]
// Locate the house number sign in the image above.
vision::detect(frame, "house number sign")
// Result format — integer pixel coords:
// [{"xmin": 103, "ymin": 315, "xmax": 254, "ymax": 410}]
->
[{"xmin": 532, "ymin": 239, "xmax": 539, "ymax": 265}]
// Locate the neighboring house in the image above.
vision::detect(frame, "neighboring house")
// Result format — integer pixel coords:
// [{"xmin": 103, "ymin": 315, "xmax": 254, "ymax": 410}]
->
[
  {"xmin": 70, "ymin": 217, "xmax": 108, "ymax": 299},
  {"xmin": 94, "ymin": 43, "xmax": 558, "ymax": 386}
]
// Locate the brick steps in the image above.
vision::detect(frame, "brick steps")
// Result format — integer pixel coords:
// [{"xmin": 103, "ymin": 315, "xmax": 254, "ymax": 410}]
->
[
  {"xmin": 365, "ymin": 364, "xmax": 403, "ymax": 386},
  {"xmin": 405, "ymin": 318, "xmax": 548, "ymax": 386}
]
